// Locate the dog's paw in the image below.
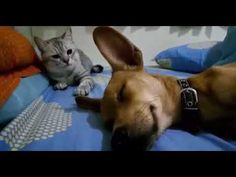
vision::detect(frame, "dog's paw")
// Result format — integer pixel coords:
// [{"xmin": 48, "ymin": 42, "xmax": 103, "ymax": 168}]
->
[{"xmin": 54, "ymin": 83, "xmax": 68, "ymax": 90}]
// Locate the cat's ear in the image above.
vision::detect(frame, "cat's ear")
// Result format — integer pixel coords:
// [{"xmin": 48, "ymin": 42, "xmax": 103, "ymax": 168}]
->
[
  {"xmin": 62, "ymin": 27, "xmax": 72, "ymax": 40},
  {"xmin": 34, "ymin": 36, "xmax": 48, "ymax": 52}
]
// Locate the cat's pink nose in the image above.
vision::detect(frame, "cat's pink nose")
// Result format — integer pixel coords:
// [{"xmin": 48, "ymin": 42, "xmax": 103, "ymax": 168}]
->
[{"xmin": 63, "ymin": 58, "xmax": 69, "ymax": 64}]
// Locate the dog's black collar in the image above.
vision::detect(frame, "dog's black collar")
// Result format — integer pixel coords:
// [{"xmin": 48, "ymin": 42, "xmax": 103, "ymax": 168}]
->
[
  {"xmin": 177, "ymin": 79, "xmax": 199, "ymax": 111},
  {"xmin": 177, "ymin": 79, "xmax": 200, "ymax": 133}
]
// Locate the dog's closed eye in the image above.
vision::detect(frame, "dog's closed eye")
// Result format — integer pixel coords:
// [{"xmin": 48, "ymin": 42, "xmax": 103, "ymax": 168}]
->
[{"xmin": 117, "ymin": 84, "xmax": 126, "ymax": 102}]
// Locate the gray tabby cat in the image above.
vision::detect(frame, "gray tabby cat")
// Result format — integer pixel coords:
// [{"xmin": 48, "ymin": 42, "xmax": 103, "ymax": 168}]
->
[{"xmin": 34, "ymin": 27, "xmax": 103, "ymax": 96}]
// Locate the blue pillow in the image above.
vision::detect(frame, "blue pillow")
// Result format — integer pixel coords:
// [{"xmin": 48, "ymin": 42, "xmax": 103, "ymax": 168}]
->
[
  {"xmin": 155, "ymin": 41, "xmax": 223, "ymax": 73},
  {"xmin": 214, "ymin": 26, "xmax": 236, "ymax": 66},
  {"xmin": 0, "ymin": 74, "xmax": 49, "ymax": 125}
]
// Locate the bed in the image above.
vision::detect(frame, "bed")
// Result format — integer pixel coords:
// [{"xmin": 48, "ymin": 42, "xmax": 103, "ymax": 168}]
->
[{"xmin": 1, "ymin": 66, "xmax": 236, "ymax": 151}]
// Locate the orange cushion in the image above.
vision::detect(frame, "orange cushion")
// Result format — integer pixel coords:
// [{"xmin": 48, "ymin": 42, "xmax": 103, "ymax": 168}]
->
[
  {"xmin": 0, "ymin": 26, "xmax": 38, "ymax": 73},
  {"xmin": 0, "ymin": 65, "xmax": 41, "ymax": 107}
]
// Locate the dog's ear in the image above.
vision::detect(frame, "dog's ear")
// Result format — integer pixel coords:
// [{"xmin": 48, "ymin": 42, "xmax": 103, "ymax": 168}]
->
[
  {"xmin": 93, "ymin": 26, "xmax": 143, "ymax": 72},
  {"xmin": 75, "ymin": 96, "xmax": 101, "ymax": 112}
]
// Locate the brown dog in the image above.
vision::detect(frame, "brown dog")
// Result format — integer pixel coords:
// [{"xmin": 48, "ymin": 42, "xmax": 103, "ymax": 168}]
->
[{"xmin": 75, "ymin": 26, "xmax": 236, "ymax": 151}]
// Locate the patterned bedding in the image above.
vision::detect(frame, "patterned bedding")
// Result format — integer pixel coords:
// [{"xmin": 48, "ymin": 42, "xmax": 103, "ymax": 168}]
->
[{"xmin": 0, "ymin": 67, "xmax": 236, "ymax": 151}]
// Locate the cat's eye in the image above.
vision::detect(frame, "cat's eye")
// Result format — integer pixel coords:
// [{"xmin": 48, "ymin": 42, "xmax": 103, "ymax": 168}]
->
[
  {"xmin": 67, "ymin": 49, "xmax": 72, "ymax": 55},
  {"xmin": 52, "ymin": 54, "xmax": 60, "ymax": 59}
]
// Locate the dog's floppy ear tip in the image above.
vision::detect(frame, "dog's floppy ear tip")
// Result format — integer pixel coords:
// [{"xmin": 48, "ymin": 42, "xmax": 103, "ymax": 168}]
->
[
  {"xmin": 93, "ymin": 26, "xmax": 144, "ymax": 71},
  {"xmin": 93, "ymin": 26, "xmax": 110, "ymax": 34},
  {"xmin": 93, "ymin": 27, "xmax": 104, "ymax": 39},
  {"xmin": 93, "ymin": 26, "xmax": 116, "ymax": 40}
]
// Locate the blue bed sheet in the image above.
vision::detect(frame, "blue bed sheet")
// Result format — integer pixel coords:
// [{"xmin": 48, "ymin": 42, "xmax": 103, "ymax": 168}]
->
[
  {"xmin": 0, "ymin": 74, "xmax": 49, "ymax": 124},
  {"xmin": 0, "ymin": 66, "xmax": 236, "ymax": 151}
]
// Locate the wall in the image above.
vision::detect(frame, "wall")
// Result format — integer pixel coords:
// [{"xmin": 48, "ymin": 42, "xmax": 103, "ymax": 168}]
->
[{"xmin": 16, "ymin": 26, "xmax": 228, "ymax": 66}]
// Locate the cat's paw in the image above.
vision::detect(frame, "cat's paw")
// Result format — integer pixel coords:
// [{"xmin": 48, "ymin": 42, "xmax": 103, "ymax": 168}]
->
[
  {"xmin": 73, "ymin": 79, "xmax": 94, "ymax": 96},
  {"xmin": 54, "ymin": 83, "xmax": 68, "ymax": 90},
  {"xmin": 73, "ymin": 85, "xmax": 90, "ymax": 96}
]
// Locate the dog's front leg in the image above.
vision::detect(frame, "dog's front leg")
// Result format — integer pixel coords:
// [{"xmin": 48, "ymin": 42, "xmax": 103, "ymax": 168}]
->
[{"xmin": 75, "ymin": 96, "xmax": 101, "ymax": 112}]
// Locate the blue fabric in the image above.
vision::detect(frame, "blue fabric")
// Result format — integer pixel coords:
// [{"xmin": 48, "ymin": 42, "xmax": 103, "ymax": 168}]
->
[
  {"xmin": 151, "ymin": 130, "xmax": 236, "ymax": 151},
  {"xmin": 155, "ymin": 26, "xmax": 236, "ymax": 72},
  {"xmin": 0, "ymin": 74, "xmax": 49, "ymax": 124},
  {"xmin": 0, "ymin": 67, "xmax": 236, "ymax": 151},
  {"xmin": 155, "ymin": 41, "xmax": 223, "ymax": 73},
  {"xmin": 214, "ymin": 26, "xmax": 236, "ymax": 66}
]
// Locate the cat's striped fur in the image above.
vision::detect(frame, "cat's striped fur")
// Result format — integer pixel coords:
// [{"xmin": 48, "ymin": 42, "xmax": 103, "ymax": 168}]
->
[{"xmin": 34, "ymin": 27, "xmax": 103, "ymax": 96}]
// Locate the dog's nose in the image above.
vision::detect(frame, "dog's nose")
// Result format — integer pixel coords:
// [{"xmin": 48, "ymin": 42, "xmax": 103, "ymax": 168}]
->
[
  {"xmin": 111, "ymin": 128, "xmax": 130, "ymax": 151},
  {"xmin": 111, "ymin": 128, "xmax": 151, "ymax": 151}
]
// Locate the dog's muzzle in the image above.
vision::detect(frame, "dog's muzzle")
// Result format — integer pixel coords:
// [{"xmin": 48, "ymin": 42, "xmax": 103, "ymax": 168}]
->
[{"xmin": 111, "ymin": 128, "xmax": 130, "ymax": 150}]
